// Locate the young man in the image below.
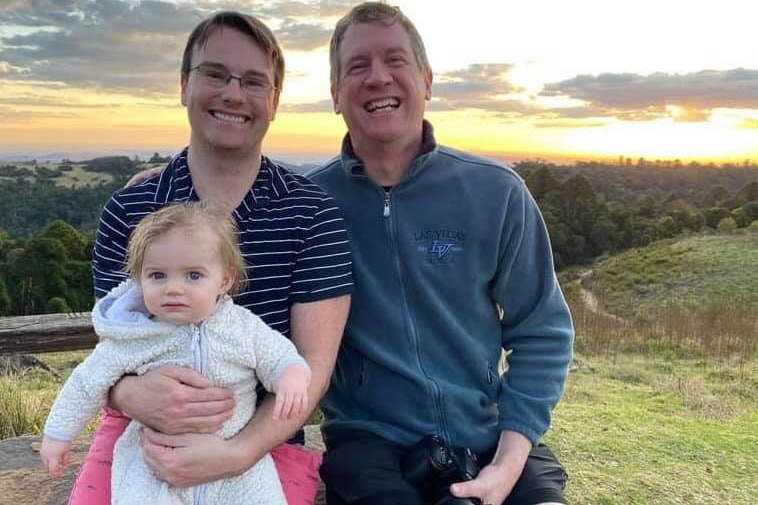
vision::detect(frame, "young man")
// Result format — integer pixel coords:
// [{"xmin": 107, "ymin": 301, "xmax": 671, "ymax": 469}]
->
[
  {"xmin": 309, "ymin": 3, "xmax": 573, "ymax": 505},
  {"xmin": 70, "ymin": 11, "xmax": 352, "ymax": 505}
]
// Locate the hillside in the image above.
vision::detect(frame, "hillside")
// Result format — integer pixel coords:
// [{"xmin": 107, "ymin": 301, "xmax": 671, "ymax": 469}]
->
[{"xmin": 581, "ymin": 231, "xmax": 758, "ymax": 317}]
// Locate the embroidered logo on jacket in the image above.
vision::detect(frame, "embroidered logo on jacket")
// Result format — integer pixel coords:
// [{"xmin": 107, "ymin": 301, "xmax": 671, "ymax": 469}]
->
[{"xmin": 414, "ymin": 229, "xmax": 465, "ymax": 264}]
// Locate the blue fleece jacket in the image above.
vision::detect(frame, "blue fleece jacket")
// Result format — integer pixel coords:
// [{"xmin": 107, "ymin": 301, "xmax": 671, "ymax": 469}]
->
[{"xmin": 309, "ymin": 123, "xmax": 573, "ymax": 452}]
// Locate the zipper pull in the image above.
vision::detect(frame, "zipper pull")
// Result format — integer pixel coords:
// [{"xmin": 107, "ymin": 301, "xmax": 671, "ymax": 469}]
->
[{"xmin": 383, "ymin": 189, "xmax": 391, "ymax": 218}]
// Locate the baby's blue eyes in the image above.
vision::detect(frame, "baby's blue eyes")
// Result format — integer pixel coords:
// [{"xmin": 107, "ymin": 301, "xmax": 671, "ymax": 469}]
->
[{"xmin": 145, "ymin": 271, "xmax": 203, "ymax": 280}]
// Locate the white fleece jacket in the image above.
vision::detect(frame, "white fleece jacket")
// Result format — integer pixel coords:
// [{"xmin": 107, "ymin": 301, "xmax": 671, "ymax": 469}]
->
[{"xmin": 44, "ymin": 280, "xmax": 309, "ymax": 505}]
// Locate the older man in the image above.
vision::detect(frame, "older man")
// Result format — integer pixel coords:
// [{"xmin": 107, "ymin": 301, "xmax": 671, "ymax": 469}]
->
[{"xmin": 310, "ymin": 3, "xmax": 572, "ymax": 505}]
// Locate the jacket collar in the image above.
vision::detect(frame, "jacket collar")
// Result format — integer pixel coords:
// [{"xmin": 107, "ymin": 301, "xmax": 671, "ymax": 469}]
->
[{"xmin": 339, "ymin": 120, "xmax": 438, "ymax": 182}]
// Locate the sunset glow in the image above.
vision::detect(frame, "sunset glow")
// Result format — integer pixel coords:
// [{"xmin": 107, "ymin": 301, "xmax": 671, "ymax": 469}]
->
[{"xmin": 0, "ymin": 0, "xmax": 755, "ymax": 163}]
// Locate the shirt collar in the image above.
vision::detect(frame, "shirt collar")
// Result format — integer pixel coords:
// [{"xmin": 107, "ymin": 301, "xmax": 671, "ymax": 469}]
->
[{"xmin": 166, "ymin": 148, "xmax": 290, "ymax": 215}]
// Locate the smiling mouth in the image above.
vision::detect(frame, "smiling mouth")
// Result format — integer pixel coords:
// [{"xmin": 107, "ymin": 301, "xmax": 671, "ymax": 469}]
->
[
  {"xmin": 365, "ymin": 97, "xmax": 400, "ymax": 113},
  {"xmin": 211, "ymin": 111, "xmax": 249, "ymax": 123}
]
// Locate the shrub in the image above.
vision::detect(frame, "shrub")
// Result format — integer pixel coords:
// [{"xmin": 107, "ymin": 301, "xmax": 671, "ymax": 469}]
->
[
  {"xmin": 717, "ymin": 217, "xmax": 737, "ymax": 233},
  {"xmin": 0, "ymin": 375, "xmax": 51, "ymax": 439}
]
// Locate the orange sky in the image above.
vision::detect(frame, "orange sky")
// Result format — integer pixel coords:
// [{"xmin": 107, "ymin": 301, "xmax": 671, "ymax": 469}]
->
[{"xmin": 1, "ymin": 0, "xmax": 756, "ymax": 163}]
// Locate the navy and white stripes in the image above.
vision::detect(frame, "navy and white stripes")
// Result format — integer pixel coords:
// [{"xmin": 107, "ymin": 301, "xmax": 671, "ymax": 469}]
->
[{"xmin": 93, "ymin": 148, "xmax": 353, "ymax": 337}]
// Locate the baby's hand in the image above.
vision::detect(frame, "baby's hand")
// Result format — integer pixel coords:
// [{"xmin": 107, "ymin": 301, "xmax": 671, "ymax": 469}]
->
[
  {"xmin": 272, "ymin": 364, "xmax": 310, "ymax": 420},
  {"xmin": 40, "ymin": 436, "xmax": 72, "ymax": 477}
]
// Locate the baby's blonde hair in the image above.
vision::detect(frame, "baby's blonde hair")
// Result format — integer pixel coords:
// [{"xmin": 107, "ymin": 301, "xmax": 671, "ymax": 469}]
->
[{"xmin": 125, "ymin": 201, "xmax": 247, "ymax": 294}]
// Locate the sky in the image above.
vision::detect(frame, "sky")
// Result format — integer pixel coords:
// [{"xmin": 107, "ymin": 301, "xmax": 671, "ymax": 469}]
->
[{"xmin": 0, "ymin": 0, "xmax": 756, "ymax": 164}]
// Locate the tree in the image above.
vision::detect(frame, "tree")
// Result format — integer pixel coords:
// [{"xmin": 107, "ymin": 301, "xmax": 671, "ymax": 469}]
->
[
  {"xmin": 37, "ymin": 219, "xmax": 89, "ymax": 261},
  {"xmin": 717, "ymin": 217, "xmax": 737, "ymax": 233},
  {"xmin": 730, "ymin": 207, "xmax": 750, "ymax": 228},
  {"xmin": 733, "ymin": 181, "xmax": 758, "ymax": 206},
  {"xmin": 0, "ymin": 278, "xmax": 10, "ymax": 315},
  {"xmin": 45, "ymin": 296, "xmax": 70, "ymax": 313},
  {"xmin": 525, "ymin": 167, "xmax": 560, "ymax": 199}
]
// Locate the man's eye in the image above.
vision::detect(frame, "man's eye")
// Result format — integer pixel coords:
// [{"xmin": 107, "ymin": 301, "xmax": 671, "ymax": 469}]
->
[
  {"xmin": 346, "ymin": 62, "xmax": 367, "ymax": 75},
  {"xmin": 241, "ymin": 77, "xmax": 269, "ymax": 89},
  {"xmin": 188, "ymin": 271, "xmax": 203, "ymax": 281},
  {"xmin": 387, "ymin": 56, "xmax": 405, "ymax": 65},
  {"xmin": 203, "ymin": 68, "xmax": 228, "ymax": 82}
]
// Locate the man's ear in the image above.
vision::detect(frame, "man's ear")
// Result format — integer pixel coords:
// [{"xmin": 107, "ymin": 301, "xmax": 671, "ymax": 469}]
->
[
  {"xmin": 269, "ymin": 88, "xmax": 281, "ymax": 121},
  {"xmin": 332, "ymin": 85, "xmax": 341, "ymax": 115},
  {"xmin": 424, "ymin": 69, "xmax": 433, "ymax": 101},
  {"xmin": 180, "ymin": 73, "xmax": 189, "ymax": 106}
]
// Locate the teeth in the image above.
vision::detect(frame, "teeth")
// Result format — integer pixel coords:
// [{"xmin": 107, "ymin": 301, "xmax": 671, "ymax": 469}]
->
[
  {"xmin": 366, "ymin": 98, "xmax": 399, "ymax": 112},
  {"xmin": 212, "ymin": 111, "xmax": 247, "ymax": 123}
]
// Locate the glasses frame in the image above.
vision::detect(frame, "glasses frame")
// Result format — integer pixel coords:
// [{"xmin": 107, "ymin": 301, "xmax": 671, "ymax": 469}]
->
[{"xmin": 188, "ymin": 63, "xmax": 278, "ymax": 97}]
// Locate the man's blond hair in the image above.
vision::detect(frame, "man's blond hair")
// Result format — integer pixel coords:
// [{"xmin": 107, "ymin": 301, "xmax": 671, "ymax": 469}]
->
[{"xmin": 329, "ymin": 2, "xmax": 430, "ymax": 91}]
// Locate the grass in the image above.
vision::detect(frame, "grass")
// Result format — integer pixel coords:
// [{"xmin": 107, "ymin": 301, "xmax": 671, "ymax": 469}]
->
[
  {"xmin": 585, "ymin": 231, "xmax": 758, "ymax": 317},
  {"xmin": 545, "ymin": 353, "xmax": 757, "ymax": 504},
  {"xmin": 0, "ymin": 374, "xmax": 54, "ymax": 438},
  {"xmin": 53, "ymin": 165, "xmax": 113, "ymax": 188},
  {"xmin": 0, "ymin": 350, "xmax": 93, "ymax": 439}
]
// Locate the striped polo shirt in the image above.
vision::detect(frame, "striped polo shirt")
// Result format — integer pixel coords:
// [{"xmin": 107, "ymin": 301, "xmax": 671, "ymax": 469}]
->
[{"xmin": 93, "ymin": 148, "xmax": 353, "ymax": 337}]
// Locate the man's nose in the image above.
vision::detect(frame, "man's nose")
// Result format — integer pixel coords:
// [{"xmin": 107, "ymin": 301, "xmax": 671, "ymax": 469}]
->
[
  {"xmin": 221, "ymin": 76, "xmax": 245, "ymax": 101},
  {"xmin": 364, "ymin": 62, "xmax": 392, "ymax": 87}
]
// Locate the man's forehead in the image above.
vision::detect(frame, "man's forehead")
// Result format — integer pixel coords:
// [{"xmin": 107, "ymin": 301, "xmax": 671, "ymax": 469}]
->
[{"xmin": 340, "ymin": 21, "xmax": 412, "ymax": 58}]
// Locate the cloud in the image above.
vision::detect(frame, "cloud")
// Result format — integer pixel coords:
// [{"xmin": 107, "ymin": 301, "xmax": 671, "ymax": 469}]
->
[
  {"xmin": 0, "ymin": 0, "xmax": 344, "ymax": 95},
  {"xmin": 277, "ymin": 21, "xmax": 332, "ymax": 51},
  {"xmin": 428, "ymin": 63, "xmax": 536, "ymax": 115},
  {"xmin": 540, "ymin": 68, "xmax": 758, "ymax": 122},
  {"xmin": 0, "ymin": 105, "xmax": 77, "ymax": 120}
]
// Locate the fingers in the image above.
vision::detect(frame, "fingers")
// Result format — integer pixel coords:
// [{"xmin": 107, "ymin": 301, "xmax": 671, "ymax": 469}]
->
[
  {"xmin": 178, "ymin": 409, "xmax": 235, "ymax": 433},
  {"xmin": 272, "ymin": 391, "xmax": 309, "ymax": 420},
  {"xmin": 42, "ymin": 454, "xmax": 63, "ymax": 477},
  {"xmin": 124, "ymin": 166, "xmax": 162, "ymax": 188},
  {"xmin": 272, "ymin": 392, "xmax": 290, "ymax": 420},
  {"xmin": 153, "ymin": 364, "xmax": 213, "ymax": 390},
  {"xmin": 142, "ymin": 426, "xmax": 186, "ymax": 448}
]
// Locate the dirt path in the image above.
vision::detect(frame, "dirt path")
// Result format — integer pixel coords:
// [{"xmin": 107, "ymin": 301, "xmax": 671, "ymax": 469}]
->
[{"xmin": 577, "ymin": 270, "xmax": 627, "ymax": 324}]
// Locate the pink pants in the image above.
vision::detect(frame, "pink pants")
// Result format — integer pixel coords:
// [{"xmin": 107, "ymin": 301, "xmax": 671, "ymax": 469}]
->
[{"xmin": 68, "ymin": 408, "xmax": 322, "ymax": 505}]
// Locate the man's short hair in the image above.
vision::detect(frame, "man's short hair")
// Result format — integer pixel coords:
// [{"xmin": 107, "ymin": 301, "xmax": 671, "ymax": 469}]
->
[
  {"xmin": 181, "ymin": 11, "xmax": 285, "ymax": 92},
  {"xmin": 329, "ymin": 2, "xmax": 430, "ymax": 90}
]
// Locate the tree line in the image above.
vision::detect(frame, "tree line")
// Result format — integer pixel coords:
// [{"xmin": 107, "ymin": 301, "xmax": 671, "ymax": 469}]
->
[{"xmin": 0, "ymin": 158, "xmax": 756, "ymax": 316}]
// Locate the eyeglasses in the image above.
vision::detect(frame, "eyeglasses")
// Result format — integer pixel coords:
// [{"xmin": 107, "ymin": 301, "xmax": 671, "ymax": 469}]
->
[{"xmin": 189, "ymin": 63, "xmax": 276, "ymax": 96}]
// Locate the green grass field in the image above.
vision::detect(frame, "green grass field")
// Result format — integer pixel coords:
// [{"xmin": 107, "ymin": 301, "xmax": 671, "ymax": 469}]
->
[
  {"xmin": 584, "ymin": 232, "xmax": 758, "ymax": 317},
  {"xmin": 546, "ymin": 353, "xmax": 757, "ymax": 504}
]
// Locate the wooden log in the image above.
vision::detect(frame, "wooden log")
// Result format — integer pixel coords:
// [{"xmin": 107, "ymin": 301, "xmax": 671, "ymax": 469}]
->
[{"xmin": 0, "ymin": 313, "xmax": 97, "ymax": 354}]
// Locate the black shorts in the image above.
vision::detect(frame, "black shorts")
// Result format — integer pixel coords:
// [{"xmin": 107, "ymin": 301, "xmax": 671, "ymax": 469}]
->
[{"xmin": 320, "ymin": 430, "xmax": 567, "ymax": 505}]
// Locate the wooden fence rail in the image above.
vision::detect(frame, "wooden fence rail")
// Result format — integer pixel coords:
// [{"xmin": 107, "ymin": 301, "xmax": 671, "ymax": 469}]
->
[{"xmin": 0, "ymin": 313, "xmax": 97, "ymax": 354}]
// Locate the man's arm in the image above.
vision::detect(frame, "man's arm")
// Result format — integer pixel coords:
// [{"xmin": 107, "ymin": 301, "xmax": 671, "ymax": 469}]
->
[{"xmin": 140, "ymin": 294, "xmax": 350, "ymax": 487}]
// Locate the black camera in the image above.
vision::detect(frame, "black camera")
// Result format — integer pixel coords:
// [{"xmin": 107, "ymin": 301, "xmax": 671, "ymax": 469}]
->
[{"xmin": 402, "ymin": 435, "xmax": 482, "ymax": 505}]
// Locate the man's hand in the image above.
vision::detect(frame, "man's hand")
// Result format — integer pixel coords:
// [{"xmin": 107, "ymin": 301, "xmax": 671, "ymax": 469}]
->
[
  {"xmin": 449, "ymin": 431, "xmax": 532, "ymax": 505},
  {"xmin": 110, "ymin": 364, "xmax": 235, "ymax": 434},
  {"xmin": 272, "ymin": 364, "xmax": 310, "ymax": 420},
  {"xmin": 125, "ymin": 166, "xmax": 162, "ymax": 187},
  {"xmin": 40, "ymin": 437, "xmax": 71, "ymax": 478},
  {"xmin": 140, "ymin": 427, "xmax": 241, "ymax": 487}
]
